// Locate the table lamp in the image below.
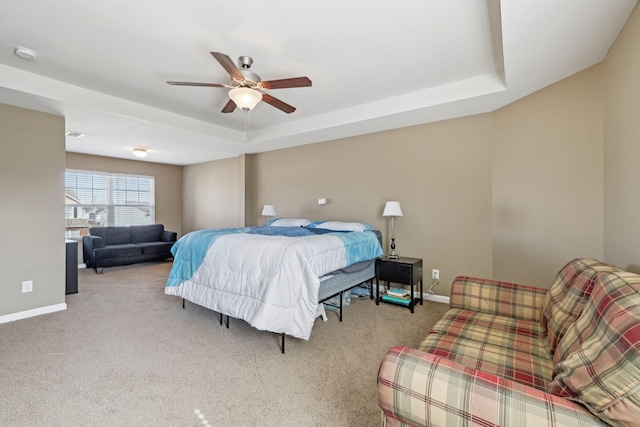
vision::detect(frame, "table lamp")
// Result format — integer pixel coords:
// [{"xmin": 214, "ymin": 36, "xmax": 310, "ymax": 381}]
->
[
  {"xmin": 383, "ymin": 201, "xmax": 403, "ymax": 260},
  {"xmin": 261, "ymin": 204, "xmax": 276, "ymax": 223}
]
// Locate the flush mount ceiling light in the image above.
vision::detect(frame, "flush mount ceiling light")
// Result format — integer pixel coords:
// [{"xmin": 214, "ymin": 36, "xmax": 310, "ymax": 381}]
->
[
  {"xmin": 228, "ymin": 87, "xmax": 263, "ymax": 111},
  {"xmin": 132, "ymin": 148, "xmax": 148, "ymax": 158},
  {"xmin": 15, "ymin": 46, "xmax": 38, "ymax": 61},
  {"xmin": 65, "ymin": 131, "xmax": 85, "ymax": 138}
]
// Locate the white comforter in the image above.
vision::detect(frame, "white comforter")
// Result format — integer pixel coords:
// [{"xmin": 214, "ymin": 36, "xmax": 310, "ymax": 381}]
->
[{"xmin": 165, "ymin": 227, "xmax": 382, "ymax": 339}]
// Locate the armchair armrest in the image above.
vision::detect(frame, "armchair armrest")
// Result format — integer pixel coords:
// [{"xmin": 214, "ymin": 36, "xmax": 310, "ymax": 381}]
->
[
  {"xmin": 161, "ymin": 230, "xmax": 177, "ymax": 242},
  {"xmin": 378, "ymin": 346, "xmax": 606, "ymax": 427},
  {"xmin": 450, "ymin": 276, "xmax": 547, "ymax": 321}
]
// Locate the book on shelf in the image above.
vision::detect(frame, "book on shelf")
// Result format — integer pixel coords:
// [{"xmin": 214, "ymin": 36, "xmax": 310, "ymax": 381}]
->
[
  {"xmin": 386, "ymin": 288, "xmax": 409, "ymax": 298},
  {"xmin": 381, "ymin": 293, "xmax": 412, "ymax": 305}
]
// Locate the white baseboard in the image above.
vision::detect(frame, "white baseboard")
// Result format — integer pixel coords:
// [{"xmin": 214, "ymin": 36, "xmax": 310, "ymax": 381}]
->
[
  {"xmin": 0, "ymin": 303, "xmax": 67, "ymax": 324},
  {"xmin": 424, "ymin": 294, "xmax": 450, "ymax": 304},
  {"xmin": 78, "ymin": 263, "xmax": 87, "ymax": 269}
]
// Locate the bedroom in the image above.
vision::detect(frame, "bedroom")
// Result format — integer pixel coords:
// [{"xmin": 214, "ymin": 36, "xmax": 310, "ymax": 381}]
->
[{"xmin": 1, "ymin": 1, "xmax": 640, "ymax": 425}]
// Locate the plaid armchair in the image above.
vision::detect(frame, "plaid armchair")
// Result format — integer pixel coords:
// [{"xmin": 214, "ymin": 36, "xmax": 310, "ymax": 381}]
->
[{"xmin": 377, "ymin": 259, "xmax": 640, "ymax": 427}]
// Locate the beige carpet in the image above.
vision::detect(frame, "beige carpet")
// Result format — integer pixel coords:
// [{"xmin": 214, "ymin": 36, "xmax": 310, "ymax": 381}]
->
[{"xmin": 0, "ymin": 261, "xmax": 448, "ymax": 427}]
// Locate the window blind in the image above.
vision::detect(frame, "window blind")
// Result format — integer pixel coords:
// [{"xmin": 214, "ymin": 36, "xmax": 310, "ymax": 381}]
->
[{"xmin": 65, "ymin": 169, "xmax": 155, "ymax": 238}]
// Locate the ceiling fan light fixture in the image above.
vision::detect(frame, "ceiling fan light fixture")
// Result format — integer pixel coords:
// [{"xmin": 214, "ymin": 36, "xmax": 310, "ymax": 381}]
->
[
  {"xmin": 132, "ymin": 148, "xmax": 148, "ymax": 158},
  {"xmin": 229, "ymin": 87, "xmax": 262, "ymax": 111}
]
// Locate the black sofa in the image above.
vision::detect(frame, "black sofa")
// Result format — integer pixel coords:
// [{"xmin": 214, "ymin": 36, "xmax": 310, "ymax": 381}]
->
[{"xmin": 82, "ymin": 224, "xmax": 177, "ymax": 274}]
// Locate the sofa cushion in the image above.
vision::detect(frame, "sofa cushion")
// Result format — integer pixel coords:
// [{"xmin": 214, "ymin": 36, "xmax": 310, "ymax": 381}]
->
[
  {"xmin": 90, "ymin": 226, "xmax": 131, "ymax": 245},
  {"xmin": 540, "ymin": 258, "xmax": 620, "ymax": 354},
  {"xmin": 451, "ymin": 276, "xmax": 547, "ymax": 321},
  {"xmin": 419, "ymin": 332, "xmax": 554, "ymax": 391},
  {"xmin": 431, "ymin": 308, "xmax": 549, "ymax": 359},
  {"xmin": 94, "ymin": 244, "xmax": 142, "ymax": 259},
  {"xmin": 137, "ymin": 241, "xmax": 174, "ymax": 256},
  {"xmin": 378, "ymin": 347, "xmax": 603, "ymax": 427},
  {"xmin": 548, "ymin": 271, "xmax": 640, "ymax": 426},
  {"xmin": 130, "ymin": 224, "xmax": 164, "ymax": 243}
]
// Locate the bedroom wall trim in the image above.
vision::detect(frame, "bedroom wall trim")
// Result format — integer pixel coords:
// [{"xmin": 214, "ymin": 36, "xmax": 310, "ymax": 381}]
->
[
  {"xmin": 424, "ymin": 294, "xmax": 450, "ymax": 305},
  {"xmin": 0, "ymin": 303, "xmax": 67, "ymax": 324}
]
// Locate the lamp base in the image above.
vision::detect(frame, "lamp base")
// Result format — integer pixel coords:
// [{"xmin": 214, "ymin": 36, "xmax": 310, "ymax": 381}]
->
[{"xmin": 388, "ymin": 236, "xmax": 399, "ymax": 260}]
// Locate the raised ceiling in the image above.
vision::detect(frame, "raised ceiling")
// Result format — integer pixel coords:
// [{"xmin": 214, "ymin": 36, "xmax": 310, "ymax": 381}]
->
[{"xmin": 0, "ymin": 1, "xmax": 637, "ymax": 165}]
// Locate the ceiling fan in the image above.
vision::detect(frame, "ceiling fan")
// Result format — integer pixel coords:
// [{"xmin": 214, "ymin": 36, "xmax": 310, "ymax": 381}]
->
[{"xmin": 167, "ymin": 51, "xmax": 312, "ymax": 114}]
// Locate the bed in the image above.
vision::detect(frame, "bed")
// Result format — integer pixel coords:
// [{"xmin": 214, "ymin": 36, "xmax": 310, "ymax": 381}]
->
[{"xmin": 165, "ymin": 219, "xmax": 383, "ymax": 351}]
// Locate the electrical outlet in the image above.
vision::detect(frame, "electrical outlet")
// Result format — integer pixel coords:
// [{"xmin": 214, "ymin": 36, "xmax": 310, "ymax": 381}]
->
[
  {"xmin": 22, "ymin": 280, "xmax": 33, "ymax": 293},
  {"xmin": 431, "ymin": 269, "xmax": 439, "ymax": 280}
]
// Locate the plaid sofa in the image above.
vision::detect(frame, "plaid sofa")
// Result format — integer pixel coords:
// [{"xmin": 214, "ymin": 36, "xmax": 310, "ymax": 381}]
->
[{"xmin": 377, "ymin": 258, "xmax": 640, "ymax": 427}]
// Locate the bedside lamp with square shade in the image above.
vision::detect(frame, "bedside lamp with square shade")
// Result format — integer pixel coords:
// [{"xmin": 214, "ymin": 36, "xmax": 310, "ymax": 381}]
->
[
  {"xmin": 261, "ymin": 204, "xmax": 276, "ymax": 223},
  {"xmin": 383, "ymin": 201, "xmax": 403, "ymax": 260}
]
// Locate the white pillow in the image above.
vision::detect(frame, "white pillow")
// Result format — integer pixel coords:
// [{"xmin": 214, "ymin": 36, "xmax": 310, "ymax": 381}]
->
[
  {"xmin": 267, "ymin": 218, "xmax": 311, "ymax": 227},
  {"xmin": 312, "ymin": 221, "xmax": 371, "ymax": 232}
]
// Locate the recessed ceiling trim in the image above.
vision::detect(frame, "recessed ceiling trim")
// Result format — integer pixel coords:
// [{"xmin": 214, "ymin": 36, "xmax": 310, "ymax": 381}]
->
[
  {"xmin": 0, "ymin": 0, "xmax": 636, "ymax": 165},
  {"xmin": 0, "ymin": 64, "xmax": 244, "ymax": 143}
]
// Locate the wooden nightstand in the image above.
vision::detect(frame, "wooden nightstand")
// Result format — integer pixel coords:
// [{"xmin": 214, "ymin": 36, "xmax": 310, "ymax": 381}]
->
[{"xmin": 375, "ymin": 257, "xmax": 423, "ymax": 313}]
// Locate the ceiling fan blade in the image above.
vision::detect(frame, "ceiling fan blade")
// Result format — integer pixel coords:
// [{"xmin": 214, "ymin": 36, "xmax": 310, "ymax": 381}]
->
[
  {"xmin": 221, "ymin": 99, "xmax": 237, "ymax": 113},
  {"xmin": 262, "ymin": 93, "xmax": 296, "ymax": 114},
  {"xmin": 166, "ymin": 81, "xmax": 226, "ymax": 87},
  {"xmin": 211, "ymin": 52, "xmax": 244, "ymax": 81},
  {"xmin": 261, "ymin": 77, "xmax": 312, "ymax": 90}
]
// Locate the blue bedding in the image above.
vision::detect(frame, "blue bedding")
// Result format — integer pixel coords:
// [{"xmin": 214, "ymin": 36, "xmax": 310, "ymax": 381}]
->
[{"xmin": 167, "ymin": 226, "xmax": 382, "ymax": 287}]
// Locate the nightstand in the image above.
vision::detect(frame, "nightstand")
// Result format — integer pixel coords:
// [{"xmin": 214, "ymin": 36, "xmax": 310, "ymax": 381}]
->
[{"xmin": 375, "ymin": 257, "xmax": 423, "ymax": 313}]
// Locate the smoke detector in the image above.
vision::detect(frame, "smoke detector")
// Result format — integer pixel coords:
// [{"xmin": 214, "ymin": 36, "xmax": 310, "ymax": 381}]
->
[{"xmin": 15, "ymin": 47, "xmax": 38, "ymax": 61}]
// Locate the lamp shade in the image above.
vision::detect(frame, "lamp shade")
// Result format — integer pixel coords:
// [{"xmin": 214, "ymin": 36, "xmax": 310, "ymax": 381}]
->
[
  {"xmin": 229, "ymin": 87, "xmax": 262, "ymax": 111},
  {"xmin": 383, "ymin": 201, "xmax": 403, "ymax": 217},
  {"xmin": 261, "ymin": 204, "xmax": 276, "ymax": 217}
]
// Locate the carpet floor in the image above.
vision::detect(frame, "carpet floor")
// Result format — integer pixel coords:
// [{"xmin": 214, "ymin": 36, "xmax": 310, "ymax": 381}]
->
[{"xmin": 0, "ymin": 261, "xmax": 447, "ymax": 427}]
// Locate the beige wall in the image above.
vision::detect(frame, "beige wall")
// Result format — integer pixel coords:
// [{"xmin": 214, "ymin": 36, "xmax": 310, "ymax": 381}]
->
[
  {"xmin": 246, "ymin": 64, "xmax": 606, "ymax": 292},
  {"xmin": 250, "ymin": 115, "xmax": 495, "ymax": 296},
  {"xmin": 0, "ymin": 104, "xmax": 66, "ymax": 318},
  {"xmin": 246, "ymin": 66, "xmax": 604, "ymax": 295},
  {"xmin": 242, "ymin": 34, "xmax": 635, "ymax": 290},
  {"xmin": 492, "ymin": 65, "xmax": 605, "ymax": 286},
  {"xmin": 603, "ymin": 4, "xmax": 640, "ymax": 272},
  {"xmin": 66, "ymin": 153, "xmax": 183, "ymax": 237},
  {"xmin": 182, "ymin": 156, "xmax": 245, "ymax": 233},
  {"xmin": 242, "ymin": 59, "xmax": 616, "ymax": 292}
]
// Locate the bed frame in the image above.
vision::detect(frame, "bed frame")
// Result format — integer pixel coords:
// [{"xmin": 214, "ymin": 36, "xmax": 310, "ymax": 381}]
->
[{"xmin": 180, "ymin": 261, "xmax": 377, "ymax": 353}]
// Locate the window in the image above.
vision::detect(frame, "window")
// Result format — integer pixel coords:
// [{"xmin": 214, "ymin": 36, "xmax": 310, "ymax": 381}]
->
[{"xmin": 65, "ymin": 170, "xmax": 155, "ymax": 238}]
